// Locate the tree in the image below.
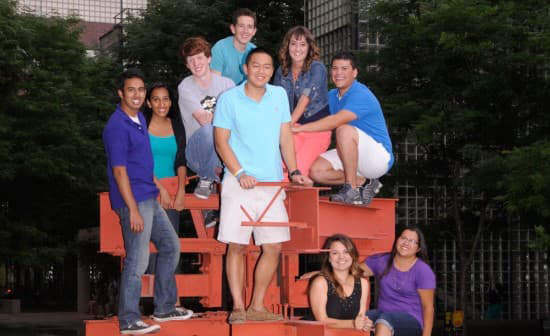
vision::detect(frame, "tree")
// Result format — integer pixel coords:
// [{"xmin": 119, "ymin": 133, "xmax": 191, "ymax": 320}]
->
[
  {"xmin": 0, "ymin": 0, "xmax": 117, "ymax": 304},
  {"xmin": 121, "ymin": 0, "xmax": 303, "ymax": 87},
  {"xmin": 363, "ymin": 0, "xmax": 549, "ymax": 313}
]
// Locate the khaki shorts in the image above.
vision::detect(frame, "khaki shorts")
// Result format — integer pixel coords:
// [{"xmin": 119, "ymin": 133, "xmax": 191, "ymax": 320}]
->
[
  {"xmin": 320, "ymin": 126, "xmax": 391, "ymax": 179},
  {"xmin": 217, "ymin": 174, "xmax": 290, "ymax": 245}
]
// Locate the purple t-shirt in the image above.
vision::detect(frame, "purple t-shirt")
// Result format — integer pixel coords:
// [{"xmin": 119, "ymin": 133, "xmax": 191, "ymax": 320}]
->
[
  {"xmin": 103, "ymin": 105, "xmax": 158, "ymax": 210},
  {"xmin": 366, "ymin": 254, "xmax": 435, "ymax": 328}
]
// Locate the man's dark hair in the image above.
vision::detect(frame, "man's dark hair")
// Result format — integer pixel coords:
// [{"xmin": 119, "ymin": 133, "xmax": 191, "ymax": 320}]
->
[
  {"xmin": 331, "ymin": 51, "xmax": 357, "ymax": 69},
  {"xmin": 231, "ymin": 8, "xmax": 256, "ymax": 26},
  {"xmin": 245, "ymin": 47, "xmax": 274, "ymax": 66},
  {"xmin": 118, "ymin": 68, "xmax": 145, "ymax": 90}
]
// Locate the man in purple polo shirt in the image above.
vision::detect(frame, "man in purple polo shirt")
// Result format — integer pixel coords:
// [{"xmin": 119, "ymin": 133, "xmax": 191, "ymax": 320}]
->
[{"xmin": 103, "ymin": 69, "xmax": 192, "ymax": 335}]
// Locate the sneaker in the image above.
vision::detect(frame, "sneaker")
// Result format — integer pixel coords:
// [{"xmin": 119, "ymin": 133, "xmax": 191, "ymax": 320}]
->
[
  {"xmin": 329, "ymin": 183, "xmax": 362, "ymax": 204},
  {"xmin": 152, "ymin": 307, "xmax": 193, "ymax": 322},
  {"xmin": 194, "ymin": 178, "xmax": 214, "ymax": 199},
  {"xmin": 361, "ymin": 179, "xmax": 382, "ymax": 206},
  {"xmin": 246, "ymin": 308, "xmax": 283, "ymax": 321},
  {"xmin": 228, "ymin": 309, "xmax": 246, "ymax": 324},
  {"xmin": 120, "ymin": 320, "xmax": 160, "ymax": 334},
  {"xmin": 204, "ymin": 210, "xmax": 218, "ymax": 228}
]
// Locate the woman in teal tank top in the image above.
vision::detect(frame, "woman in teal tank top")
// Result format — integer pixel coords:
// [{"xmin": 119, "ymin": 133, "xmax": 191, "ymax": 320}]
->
[{"xmin": 144, "ymin": 83, "xmax": 187, "ymax": 275}]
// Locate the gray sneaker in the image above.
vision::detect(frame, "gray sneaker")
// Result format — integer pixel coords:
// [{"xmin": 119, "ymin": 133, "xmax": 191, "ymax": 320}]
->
[
  {"xmin": 361, "ymin": 179, "xmax": 382, "ymax": 206},
  {"xmin": 203, "ymin": 210, "xmax": 218, "ymax": 228},
  {"xmin": 152, "ymin": 307, "xmax": 193, "ymax": 322},
  {"xmin": 120, "ymin": 320, "xmax": 160, "ymax": 334},
  {"xmin": 330, "ymin": 184, "xmax": 362, "ymax": 204},
  {"xmin": 194, "ymin": 178, "xmax": 214, "ymax": 199}
]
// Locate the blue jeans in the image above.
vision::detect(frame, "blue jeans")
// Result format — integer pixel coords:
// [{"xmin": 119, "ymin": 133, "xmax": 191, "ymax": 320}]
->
[
  {"xmin": 366, "ymin": 309, "xmax": 422, "ymax": 336},
  {"xmin": 115, "ymin": 198, "xmax": 180, "ymax": 328},
  {"xmin": 146, "ymin": 208, "xmax": 180, "ymax": 274},
  {"xmin": 185, "ymin": 124, "xmax": 221, "ymax": 182}
]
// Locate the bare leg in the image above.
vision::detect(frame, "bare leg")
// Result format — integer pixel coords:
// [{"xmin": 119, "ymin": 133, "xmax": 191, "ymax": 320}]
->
[
  {"xmin": 310, "ymin": 157, "xmax": 365, "ymax": 186},
  {"xmin": 249, "ymin": 243, "xmax": 282, "ymax": 311},
  {"xmin": 226, "ymin": 243, "xmax": 247, "ymax": 311},
  {"xmin": 374, "ymin": 323, "xmax": 392, "ymax": 336},
  {"xmin": 335, "ymin": 125, "xmax": 360, "ymax": 187}
]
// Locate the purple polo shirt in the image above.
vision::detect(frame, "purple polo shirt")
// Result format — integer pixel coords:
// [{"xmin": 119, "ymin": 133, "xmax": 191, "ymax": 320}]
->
[
  {"xmin": 366, "ymin": 254, "xmax": 435, "ymax": 328},
  {"xmin": 103, "ymin": 104, "xmax": 158, "ymax": 210}
]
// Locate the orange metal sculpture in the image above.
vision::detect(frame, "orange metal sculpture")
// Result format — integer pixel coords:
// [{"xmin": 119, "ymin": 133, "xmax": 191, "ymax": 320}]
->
[{"xmin": 85, "ymin": 178, "xmax": 396, "ymax": 335}]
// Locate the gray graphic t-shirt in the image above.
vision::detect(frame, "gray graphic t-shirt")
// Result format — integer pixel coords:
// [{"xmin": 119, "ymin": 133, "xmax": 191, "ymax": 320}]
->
[{"xmin": 177, "ymin": 73, "xmax": 235, "ymax": 142}]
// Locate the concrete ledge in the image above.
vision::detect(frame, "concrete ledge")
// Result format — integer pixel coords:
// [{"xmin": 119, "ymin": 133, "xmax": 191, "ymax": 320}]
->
[{"xmin": 0, "ymin": 299, "xmax": 20, "ymax": 314}]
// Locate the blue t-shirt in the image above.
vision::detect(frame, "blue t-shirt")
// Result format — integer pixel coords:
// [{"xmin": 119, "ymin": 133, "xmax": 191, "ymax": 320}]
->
[
  {"xmin": 329, "ymin": 81, "xmax": 394, "ymax": 168},
  {"xmin": 103, "ymin": 105, "xmax": 158, "ymax": 210},
  {"xmin": 149, "ymin": 133, "xmax": 177, "ymax": 179},
  {"xmin": 213, "ymin": 83, "xmax": 291, "ymax": 181},
  {"xmin": 211, "ymin": 36, "xmax": 256, "ymax": 85}
]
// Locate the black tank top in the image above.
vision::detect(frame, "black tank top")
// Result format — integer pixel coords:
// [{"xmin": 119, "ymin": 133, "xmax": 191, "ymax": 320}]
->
[{"xmin": 325, "ymin": 277, "xmax": 362, "ymax": 319}]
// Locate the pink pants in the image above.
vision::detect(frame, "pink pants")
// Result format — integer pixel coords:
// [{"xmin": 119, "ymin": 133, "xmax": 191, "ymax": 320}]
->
[{"xmin": 284, "ymin": 130, "xmax": 332, "ymax": 179}]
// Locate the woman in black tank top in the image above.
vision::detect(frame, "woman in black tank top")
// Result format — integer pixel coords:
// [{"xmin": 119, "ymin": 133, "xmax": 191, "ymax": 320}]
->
[{"xmin": 307, "ymin": 234, "xmax": 372, "ymax": 331}]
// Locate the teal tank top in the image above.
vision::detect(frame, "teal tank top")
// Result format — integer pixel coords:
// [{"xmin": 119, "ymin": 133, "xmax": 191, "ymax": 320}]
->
[{"xmin": 149, "ymin": 133, "xmax": 177, "ymax": 178}]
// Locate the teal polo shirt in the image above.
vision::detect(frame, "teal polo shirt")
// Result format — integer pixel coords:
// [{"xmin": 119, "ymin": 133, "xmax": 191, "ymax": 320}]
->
[
  {"xmin": 211, "ymin": 36, "xmax": 256, "ymax": 85},
  {"xmin": 213, "ymin": 82, "xmax": 291, "ymax": 181}
]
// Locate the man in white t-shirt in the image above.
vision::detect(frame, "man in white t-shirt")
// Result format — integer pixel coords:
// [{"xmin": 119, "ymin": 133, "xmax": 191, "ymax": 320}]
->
[{"xmin": 178, "ymin": 36, "xmax": 235, "ymax": 202}]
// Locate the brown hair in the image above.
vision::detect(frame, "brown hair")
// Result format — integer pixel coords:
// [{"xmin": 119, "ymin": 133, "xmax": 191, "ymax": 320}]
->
[
  {"xmin": 278, "ymin": 26, "xmax": 320, "ymax": 77},
  {"xmin": 231, "ymin": 8, "xmax": 256, "ymax": 26},
  {"xmin": 381, "ymin": 226, "xmax": 430, "ymax": 279},
  {"xmin": 179, "ymin": 36, "xmax": 211, "ymax": 60},
  {"xmin": 318, "ymin": 234, "xmax": 362, "ymax": 298}
]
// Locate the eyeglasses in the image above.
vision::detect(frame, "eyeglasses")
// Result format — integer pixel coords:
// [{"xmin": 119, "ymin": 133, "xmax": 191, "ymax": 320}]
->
[{"xmin": 398, "ymin": 236, "xmax": 419, "ymax": 245}]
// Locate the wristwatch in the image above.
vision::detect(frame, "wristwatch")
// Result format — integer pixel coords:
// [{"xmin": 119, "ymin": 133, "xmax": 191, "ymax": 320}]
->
[{"xmin": 289, "ymin": 169, "xmax": 302, "ymax": 178}]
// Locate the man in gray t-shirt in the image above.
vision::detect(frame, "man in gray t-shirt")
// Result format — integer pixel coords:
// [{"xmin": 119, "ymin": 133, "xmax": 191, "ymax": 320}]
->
[{"xmin": 178, "ymin": 37, "xmax": 234, "ymax": 201}]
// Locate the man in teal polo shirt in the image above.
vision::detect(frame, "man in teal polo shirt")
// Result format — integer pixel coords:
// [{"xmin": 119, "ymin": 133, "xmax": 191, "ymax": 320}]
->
[
  {"xmin": 214, "ymin": 48, "xmax": 311, "ymax": 323},
  {"xmin": 210, "ymin": 8, "xmax": 257, "ymax": 85}
]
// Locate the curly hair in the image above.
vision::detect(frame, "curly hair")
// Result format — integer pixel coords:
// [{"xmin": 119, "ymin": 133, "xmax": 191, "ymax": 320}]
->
[
  {"xmin": 318, "ymin": 234, "xmax": 362, "ymax": 298},
  {"xmin": 278, "ymin": 26, "xmax": 320, "ymax": 77}
]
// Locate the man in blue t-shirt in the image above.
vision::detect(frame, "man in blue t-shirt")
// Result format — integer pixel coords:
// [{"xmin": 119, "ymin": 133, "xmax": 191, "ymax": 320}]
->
[
  {"xmin": 210, "ymin": 8, "xmax": 257, "ymax": 85},
  {"xmin": 103, "ymin": 69, "xmax": 193, "ymax": 334},
  {"xmin": 214, "ymin": 48, "xmax": 311, "ymax": 324},
  {"xmin": 293, "ymin": 51, "xmax": 394, "ymax": 206}
]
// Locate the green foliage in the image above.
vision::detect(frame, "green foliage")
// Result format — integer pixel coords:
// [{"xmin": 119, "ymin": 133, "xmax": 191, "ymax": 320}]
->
[
  {"xmin": 121, "ymin": 0, "xmax": 303, "ymax": 87},
  {"xmin": 0, "ymin": 1, "xmax": 117, "ymax": 265},
  {"xmin": 364, "ymin": 0, "xmax": 549, "ymax": 235}
]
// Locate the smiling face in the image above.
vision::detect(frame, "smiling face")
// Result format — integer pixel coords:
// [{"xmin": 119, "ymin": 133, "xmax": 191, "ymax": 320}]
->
[
  {"xmin": 331, "ymin": 59, "xmax": 357, "ymax": 94},
  {"xmin": 146, "ymin": 87, "xmax": 171, "ymax": 119},
  {"xmin": 230, "ymin": 15, "xmax": 256, "ymax": 47},
  {"xmin": 243, "ymin": 51, "xmax": 274, "ymax": 89},
  {"xmin": 328, "ymin": 241, "xmax": 353, "ymax": 272},
  {"xmin": 395, "ymin": 229, "xmax": 421, "ymax": 258},
  {"xmin": 118, "ymin": 77, "xmax": 146, "ymax": 116},
  {"xmin": 186, "ymin": 52, "xmax": 211, "ymax": 78},
  {"xmin": 289, "ymin": 34, "xmax": 309, "ymax": 65}
]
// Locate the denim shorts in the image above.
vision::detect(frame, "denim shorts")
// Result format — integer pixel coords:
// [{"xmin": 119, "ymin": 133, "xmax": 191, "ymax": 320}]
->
[{"xmin": 366, "ymin": 309, "xmax": 422, "ymax": 336}]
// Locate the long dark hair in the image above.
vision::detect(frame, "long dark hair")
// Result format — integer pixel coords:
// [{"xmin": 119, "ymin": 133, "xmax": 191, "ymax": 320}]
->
[
  {"xmin": 143, "ymin": 82, "xmax": 178, "ymax": 126},
  {"xmin": 381, "ymin": 226, "xmax": 429, "ymax": 279},
  {"xmin": 319, "ymin": 234, "xmax": 362, "ymax": 298}
]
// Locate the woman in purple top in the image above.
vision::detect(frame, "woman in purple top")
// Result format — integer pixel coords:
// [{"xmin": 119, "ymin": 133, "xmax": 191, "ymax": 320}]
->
[{"xmin": 362, "ymin": 227, "xmax": 435, "ymax": 336}]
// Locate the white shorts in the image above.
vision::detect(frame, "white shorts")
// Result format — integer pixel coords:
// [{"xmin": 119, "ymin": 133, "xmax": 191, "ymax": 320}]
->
[
  {"xmin": 320, "ymin": 127, "xmax": 391, "ymax": 179},
  {"xmin": 217, "ymin": 174, "xmax": 290, "ymax": 246}
]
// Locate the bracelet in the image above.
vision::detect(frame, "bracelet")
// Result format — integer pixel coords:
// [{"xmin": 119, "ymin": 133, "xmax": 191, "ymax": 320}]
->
[
  {"xmin": 236, "ymin": 170, "xmax": 246, "ymax": 182},
  {"xmin": 289, "ymin": 169, "xmax": 302, "ymax": 178},
  {"xmin": 233, "ymin": 168, "xmax": 244, "ymax": 177}
]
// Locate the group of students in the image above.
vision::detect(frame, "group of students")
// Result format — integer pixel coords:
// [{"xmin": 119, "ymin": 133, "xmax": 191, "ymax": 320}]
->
[{"xmin": 101, "ymin": 7, "xmax": 418, "ymax": 335}]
